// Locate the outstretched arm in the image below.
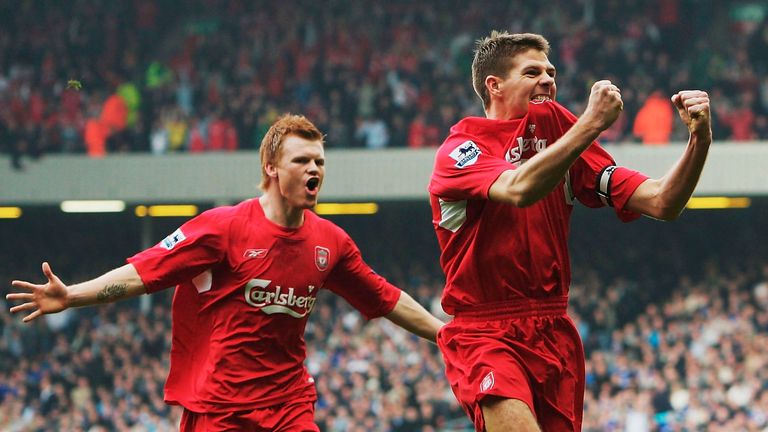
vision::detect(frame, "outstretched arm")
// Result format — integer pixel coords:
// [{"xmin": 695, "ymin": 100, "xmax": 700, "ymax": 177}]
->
[
  {"xmin": 625, "ymin": 90, "xmax": 712, "ymax": 220},
  {"xmin": 7, "ymin": 262, "xmax": 146, "ymax": 323},
  {"xmin": 489, "ymin": 80, "xmax": 623, "ymax": 207},
  {"xmin": 384, "ymin": 291, "xmax": 444, "ymax": 343}
]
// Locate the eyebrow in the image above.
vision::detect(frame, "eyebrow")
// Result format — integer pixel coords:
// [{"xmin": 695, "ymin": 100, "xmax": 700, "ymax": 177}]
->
[{"xmin": 522, "ymin": 63, "xmax": 556, "ymax": 72}]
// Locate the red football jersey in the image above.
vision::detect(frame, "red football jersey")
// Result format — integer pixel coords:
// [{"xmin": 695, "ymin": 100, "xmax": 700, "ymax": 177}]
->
[
  {"xmin": 128, "ymin": 199, "xmax": 401, "ymax": 412},
  {"xmin": 428, "ymin": 101, "xmax": 648, "ymax": 314}
]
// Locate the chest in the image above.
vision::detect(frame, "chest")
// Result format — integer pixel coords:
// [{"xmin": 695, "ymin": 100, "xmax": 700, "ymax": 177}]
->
[
  {"xmin": 194, "ymin": 229, "xmax": 340, "ymax": 319},
  {"xmin": 500, "ymin": 121, "xmax": 553, "ymax": 167}
]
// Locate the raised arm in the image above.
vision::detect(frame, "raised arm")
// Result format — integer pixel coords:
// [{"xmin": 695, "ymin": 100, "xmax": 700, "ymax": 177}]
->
[
  {"xmin": 7, "ymin": 262, "xmax": 146, "ymax": 323},
  {"xmin": 384, "ymin": 291, "xmax": 444, "ymax": 343},
  {"xmin": 489, "ymin": 80, "xmax": 623, "ymax": 207},
  {"xmin": 625, "ymin": 90, "xmax": 712, "ymax": 220}
]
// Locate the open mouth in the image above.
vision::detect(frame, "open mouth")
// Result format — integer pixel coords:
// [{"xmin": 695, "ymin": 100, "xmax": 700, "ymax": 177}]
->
[
  {"xmin": 306, "ymin": 178, "xmax": 320, "ymax": 191},
  {"xmin": 531, "ymin": 95, "xmax": 551, "ymax": 102}
]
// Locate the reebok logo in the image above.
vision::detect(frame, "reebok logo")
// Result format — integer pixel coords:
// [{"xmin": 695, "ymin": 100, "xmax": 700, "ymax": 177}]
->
[{"xmin": 244, "ymin": 249, "xmax": 268, "ymax": 259}]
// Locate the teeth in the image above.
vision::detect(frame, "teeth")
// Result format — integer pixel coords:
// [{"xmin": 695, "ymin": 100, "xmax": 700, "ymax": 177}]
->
[{"xmin": 531, "ymin": 95, "xmax": 550, "ymax": 102}]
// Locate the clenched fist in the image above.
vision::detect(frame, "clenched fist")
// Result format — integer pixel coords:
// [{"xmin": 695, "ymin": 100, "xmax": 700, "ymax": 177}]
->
[
  {"xmin": 671, "ymin": 90, "xmax": 711, "ymax": 137},
  {"xmin": 583, "ymin": 80, "xmax": 624, "ymax": 132}
]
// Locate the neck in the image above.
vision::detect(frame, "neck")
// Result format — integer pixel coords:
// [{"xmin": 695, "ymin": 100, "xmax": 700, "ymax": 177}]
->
[
  {"xmin": 259, "ymin": 193, "xmax": 305, "ymax": 228},
  {"xmin": 485, "ymin": 104, "xmax": 510, "ymax": 120},
  {"xmin": 486, "ymin": 101, "xmax": 525, "ymax": 121}
]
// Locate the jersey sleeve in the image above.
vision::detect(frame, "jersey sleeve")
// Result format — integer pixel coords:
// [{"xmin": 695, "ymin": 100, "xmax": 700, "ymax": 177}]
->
[
  {"xmin": 324, "ymin": 231, "xmax": 401, "ymax": 320},
  {"xmin": 428, "ymin": 134, "xmax": 513, "ymax": 201},
  {"xmin": 127, "ymin": 207, "xmax": 231, "ymax": 292},
  {"xmin": 547, "ymin": 101, "xmax": 649, "ymax": 222}
]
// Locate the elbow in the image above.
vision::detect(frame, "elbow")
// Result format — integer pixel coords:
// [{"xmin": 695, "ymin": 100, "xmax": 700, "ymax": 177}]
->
[
  {"xmin": 652, "ymin": 202, "xmax": 685, "ymax": 221},
  {"xmin": 515, "ymin": 194, "xmax": 538, "ymax": 208},
  {"xmin": 505, "ymin": 185, "xmax": 540, "ymax": 208}
]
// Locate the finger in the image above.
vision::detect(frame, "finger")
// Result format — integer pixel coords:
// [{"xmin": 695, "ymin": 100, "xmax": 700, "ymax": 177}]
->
[
  {"xmin": 10, "ymin": 302, "xmax": 38, "ymax": 313},
  {"xmin": 683, "ymin": 98, "xmax": 710, "ymax": 109},
  {"xmin": 678, "ymin": 90, "xmax": 708, "ymax": 99},
  {"xmin": 23, "ymin": 310, "xmax": 43, "ymax": 323},
  {"xmin": 6, "ymin": 292, "xmax": 34, "ymax": 302},
  {"xmin": 671, "ymin": 93, "xmax": 684, "ymax": 110},
  {"xmin": 42, "ymin": 262, "xmax": 54, "ymax": 281},
  {"xmin": 690, "ymin": 107, "xmax": 709, "ymax": 119},
  {"xmin": 10, "ymin": 280, "xmax": 40, "ymax": 292},
  {"xmin": 42, "ymin": 262, "xmax": 64, "ymax": 286}
]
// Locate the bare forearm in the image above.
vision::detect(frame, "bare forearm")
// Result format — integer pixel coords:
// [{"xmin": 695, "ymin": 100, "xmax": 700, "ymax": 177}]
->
[
  {"xmin": 489, "ymin": 80, "xmax": 622, "ymax": 206},
  {"xmin": 492, "ymin": 118, "xmax": 602, "ymax": 206},
  {"xmin": 67, "ymin": 264, "xmax": 146, "ymax": 308},
  {"xmin": 656, "ymin": 134, "xmax": 711, "ymax": 214},
  {"xmin": 384, "ymin": 291, "xmax": 444, "ymax": 343},
  {"xmin": 627, "ymin": 133, "xmax": 711, "ymax": 220}
]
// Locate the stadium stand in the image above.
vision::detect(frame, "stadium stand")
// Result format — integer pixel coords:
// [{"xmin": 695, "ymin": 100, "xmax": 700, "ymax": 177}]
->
[
  {"xmin": 3, "ymin": 1, "xmax": 768, "ymax": 431},
  {"xmin": 2, "ymin": 0, "xmax": 768, "ymax": 169},
  {"xmin": 1, "ymin": 203, "xmax": 766, "ymax": 431}
]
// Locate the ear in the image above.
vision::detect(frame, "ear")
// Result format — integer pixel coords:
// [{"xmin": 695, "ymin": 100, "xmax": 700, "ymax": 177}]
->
[
  {"xmin": 485, "ymin": 75, "xmax": 502, "ymax": 98},
  {"xmin": 265, "ymin": 162, "xmax": 278, "ymax": 179}
]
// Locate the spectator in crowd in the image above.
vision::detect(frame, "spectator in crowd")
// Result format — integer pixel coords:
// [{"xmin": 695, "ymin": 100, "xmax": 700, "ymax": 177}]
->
[
  {"xmin": 2, "ymin": 0, "xmax": 768, "ymax": 169},
  {"xmin": 633, "ymin": 89, "xmax": 675, "ymax": 145}
]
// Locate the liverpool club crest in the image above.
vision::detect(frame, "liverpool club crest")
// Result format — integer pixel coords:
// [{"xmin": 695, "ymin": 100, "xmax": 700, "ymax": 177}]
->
[{"xmin": 315, "ymin": 246, "xmax": 330, "ymax": 271}]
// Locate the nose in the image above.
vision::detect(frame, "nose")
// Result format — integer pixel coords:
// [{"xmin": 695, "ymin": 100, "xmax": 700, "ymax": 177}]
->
[
  {"xmin": 539, "ymin": 74, "xmax": 554, "ymax": 87},
  {"xmin": 307, "ymin": 160, "xmax": 320, "ymax": 174}
]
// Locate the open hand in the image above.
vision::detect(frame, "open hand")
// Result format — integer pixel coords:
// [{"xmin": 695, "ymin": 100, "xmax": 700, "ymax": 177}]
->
[{"xmin": 6, "ymin": 262, "xmax": 69, "ymax": 322}]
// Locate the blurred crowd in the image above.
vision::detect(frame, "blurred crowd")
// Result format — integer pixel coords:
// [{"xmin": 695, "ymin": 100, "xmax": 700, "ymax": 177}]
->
[
  {"xmin": 3, "ymin": 0, "xmax": 768, "ymax": 169},
  {"xmin": 1, "ymin": 206, "xmax": 767, "ymax": 431}
]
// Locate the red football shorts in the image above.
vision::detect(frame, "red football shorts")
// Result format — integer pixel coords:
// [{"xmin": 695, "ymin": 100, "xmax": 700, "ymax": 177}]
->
[
  {"xmin": 180, "ymin": 399, "xmax": 319, "ymax": 432},
  {"xmin": 437, "ymin": 296, "xmax": 585, "ymax": 432}
]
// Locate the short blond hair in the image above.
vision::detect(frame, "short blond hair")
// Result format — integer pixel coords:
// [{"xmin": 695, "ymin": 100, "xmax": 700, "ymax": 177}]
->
[
  {"xmin": 472, "ymin": 31, "xmax": 550, "ymax": 109},
  {"xmin": 259, "ymin": 114, "xmax": 324, "ymax": 191}
]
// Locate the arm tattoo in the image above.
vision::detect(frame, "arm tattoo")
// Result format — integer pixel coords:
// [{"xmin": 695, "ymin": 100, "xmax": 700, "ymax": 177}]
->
[{"xmin": 96, "ymin": 283, "xmax": 128, "ymax": 302}]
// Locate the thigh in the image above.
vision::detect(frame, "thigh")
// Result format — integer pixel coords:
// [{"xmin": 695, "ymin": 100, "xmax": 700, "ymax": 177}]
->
[
  {"xmin": 481, "ymin": 397, "xmax": 541, "ymax": 432},
  {"xmin": 438, "ymin": 321, "xmax": 536, "ymax": 431}
]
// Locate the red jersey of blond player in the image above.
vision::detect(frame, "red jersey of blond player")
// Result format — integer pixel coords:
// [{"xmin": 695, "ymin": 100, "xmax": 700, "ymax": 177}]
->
[
  {"xmin": 127, "ymin": 199, "xmax": 400, "ymax": 412},
  {"xmin": 429, "ymin": 100, "xmax": 649, "ymax": 314}
]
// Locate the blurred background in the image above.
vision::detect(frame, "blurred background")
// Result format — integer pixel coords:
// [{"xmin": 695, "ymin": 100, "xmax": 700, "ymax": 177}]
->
[{"xmin": 1, "ymin": 0, "xmax": 767, "ymax": 431}]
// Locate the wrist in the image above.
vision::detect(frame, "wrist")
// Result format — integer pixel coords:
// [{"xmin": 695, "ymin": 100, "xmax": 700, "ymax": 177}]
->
[
  {"xmin": 573, "ymin": 116, "xmax": 603, "ymax": 142},
  {"xmin": 690, "ymin": 129, "xmax": 712, "ymax": 145}
]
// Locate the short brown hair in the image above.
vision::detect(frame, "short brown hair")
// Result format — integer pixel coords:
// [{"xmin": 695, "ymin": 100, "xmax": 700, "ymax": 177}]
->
[
  {"xmin": 259, "ymin": 114, "xmax": 324, "ymax": 191},
  {"xmin": 472, "ymin": 31, "xmax": 550, "ymax": 109}
]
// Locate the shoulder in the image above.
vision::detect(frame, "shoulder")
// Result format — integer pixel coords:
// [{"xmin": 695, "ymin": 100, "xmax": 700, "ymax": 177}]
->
[
  {"xmin": 202, "ymin": 200, "xmax": 252, "ymax": 220},
  {"xmin": 306, "ymin": 213, "xmax": 359, "ymax": 256},
  {"xmin": 191, "ymin": 200, "xmax": 253, "ymax": 233},
  {"xmin": 306, "ymin": 211, "xmax": 349, "ymax": 239}
]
